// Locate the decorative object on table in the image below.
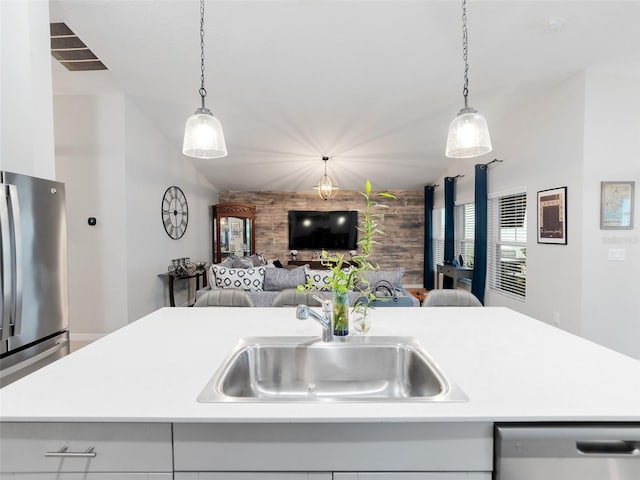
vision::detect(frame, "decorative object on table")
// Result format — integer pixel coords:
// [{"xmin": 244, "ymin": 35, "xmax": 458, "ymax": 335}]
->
[
  {"xmin": 537, "ymin": 186, "xmax": 567, "ymax": 245},
  {"xmin": 298, "ymin": 180, "xmax": 396, "ymax": 336},
  {"xmin": 168, "ymin": 258, "xmax": 206, "ymax": 277},
  {"xmin": 162, "ymin": 186, "xmax": 188, "ymax": 240},
  {"xmin": 290, "ymin": 249, "xmax": 298, "ymax": 261},
  {"xmin": 600, "ymin": 181, "xmax": 635, "ymax": 230},
  {"xmin": 445, "ymin": 0, "xmax": 492, "ymax": 159},
  {"xmin": 182, "ymin": 0, "xmax": 227, "ymax": 159},
  {"xmin": 314, "ymin": 156, "xmax": 338, "ymax": 200}
]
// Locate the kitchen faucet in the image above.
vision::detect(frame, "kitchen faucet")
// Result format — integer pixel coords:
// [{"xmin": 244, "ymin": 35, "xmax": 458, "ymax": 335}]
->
[{"xmin": 295, "ymin": 295, "xmax": 334, "ymax": 342}]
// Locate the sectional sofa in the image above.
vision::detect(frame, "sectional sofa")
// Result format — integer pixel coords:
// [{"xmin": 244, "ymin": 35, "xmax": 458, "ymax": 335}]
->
[{"xmin": 195, "ymin": 259, "xmax": 419, "ymax": 307}]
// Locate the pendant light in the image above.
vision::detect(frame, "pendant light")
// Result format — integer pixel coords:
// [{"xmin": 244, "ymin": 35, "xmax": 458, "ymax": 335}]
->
[
  {"xmin": 182, "ymin": 0, "xmax": 227, "ymax": 159},
  {"xmin": 445, "ymin": 0, "xmax": 492, "ymax": 159},
  {"xmin": 314, "ymin": 156, "xmax": 338, "ymax": 200}
]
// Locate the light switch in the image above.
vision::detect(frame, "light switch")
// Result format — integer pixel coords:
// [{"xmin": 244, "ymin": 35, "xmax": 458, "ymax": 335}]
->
[{"xmin": 607, "ymin": 248, "xmax": 626, "ymax": 262}]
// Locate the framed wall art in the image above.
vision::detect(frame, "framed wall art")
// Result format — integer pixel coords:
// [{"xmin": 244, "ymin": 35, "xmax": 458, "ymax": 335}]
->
[
  {"xmin": 601, "ymin": 181, "xmax": 634, "ymax": 229},
  {"xmin": 537, "ymin": 186, "xmax": 567, "ymax": 244}
]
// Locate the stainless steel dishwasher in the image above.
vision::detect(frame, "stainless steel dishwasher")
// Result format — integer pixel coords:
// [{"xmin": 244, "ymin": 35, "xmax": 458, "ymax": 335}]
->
[{"xmin": 495, "ymin": 423, "xmax": 640, "ymax": 480}]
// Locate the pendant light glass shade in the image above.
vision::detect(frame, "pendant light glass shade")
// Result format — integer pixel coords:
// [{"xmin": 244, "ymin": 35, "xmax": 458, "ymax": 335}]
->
[
  {"xmin": 445, "ymin": 0, "xmax": 492, "ymax": 159},
  {"xmin": 183, "ymin": 107, "xmax": 227, "ymax": 158},
  {"xmin": 314, "ymin": 156, "xmax": 338, "ymax": 200},
  {"xmin": 445, "ymin": 107, "xmax": 492, "ymax": 158},
  {"xmin": 182, "ymin": 0, "xmax": 227, "ymax": 159}
]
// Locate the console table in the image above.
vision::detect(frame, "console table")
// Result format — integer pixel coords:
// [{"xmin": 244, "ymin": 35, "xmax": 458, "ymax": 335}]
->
[
  {"xmin": 436, "ymin": 264, "xmax": 473, "ymax": 289},
  {"xmin": 158, "ymin": 270, "xmax": 207, "ymax": 307}
]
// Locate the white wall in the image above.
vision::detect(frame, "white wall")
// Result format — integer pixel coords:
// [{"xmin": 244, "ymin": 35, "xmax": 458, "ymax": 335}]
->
[
  {"xmin": 124, "ymin": 96, "xmax": 218, "ymax": 322},
  {"xmin": 437, "ymin": 73, "xmax": 586, "ymax": 336},
  {"xmin": 581, "ymin": 69, "xmax": 640, "ymax": 359},
  {"xmin": 54, "ymin": 94, "xmax": 218, "ymax": 337},
  {"xmin": 0, "ymin": 0, "xmax": 55, "ymax": 178},
  {"xmin": 54, "ymin": 95, "xmax": 128, "ymax": 338},
  {"xmin": 437, "ymin": 70, "xmax": 640, "ymax": 359}
]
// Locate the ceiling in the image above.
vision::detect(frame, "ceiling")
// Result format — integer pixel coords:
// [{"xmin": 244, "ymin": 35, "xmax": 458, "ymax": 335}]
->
[{"xmin": 48, "ymin": 0, "xmax": 640, "ymax": 192}]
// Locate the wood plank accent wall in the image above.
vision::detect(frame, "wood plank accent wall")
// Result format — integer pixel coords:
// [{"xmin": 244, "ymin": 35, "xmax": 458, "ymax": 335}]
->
[{"xmin": 218, "ymin": 190, "xmax": 425, "ymax": 286}]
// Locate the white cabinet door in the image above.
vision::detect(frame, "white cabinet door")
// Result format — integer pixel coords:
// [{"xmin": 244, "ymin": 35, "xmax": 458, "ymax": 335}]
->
[
  {"xmin": 333, "ymin": 474, "xmax": 490, "ymax": 480},
  {"xmin": 173, "ymin": 423, "xmax": 492, "ymax": 472},
  {"xmin": 175, "ymin": 474, "xmax": 332, "ymax": 480},
  {"xmin": 0, "ymin": 423, "xmax": 172, "ymax": 474},
  {"xmin": 1, "ymin": 474, "xmax": 173, "ymax": 480}
]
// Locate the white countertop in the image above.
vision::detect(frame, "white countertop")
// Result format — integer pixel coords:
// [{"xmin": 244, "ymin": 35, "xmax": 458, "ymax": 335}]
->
[{"xmin": 1, "ymin": 307, "xmax": 639, "ymax": 423}]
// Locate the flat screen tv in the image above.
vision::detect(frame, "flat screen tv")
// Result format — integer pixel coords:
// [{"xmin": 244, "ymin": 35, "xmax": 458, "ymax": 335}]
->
[{"xmin": 288, "ymin": 210, "xmax": 358, "ymax": 250}]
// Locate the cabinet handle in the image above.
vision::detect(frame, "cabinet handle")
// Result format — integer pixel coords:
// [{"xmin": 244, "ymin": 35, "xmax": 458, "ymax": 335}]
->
[
  {"xmin": 576, "ymin": 440, "xmax": 639, "ymax": 455},
  {"xmin": 45, "ymin": 446, "xmax": 97, "ymax": 458}
]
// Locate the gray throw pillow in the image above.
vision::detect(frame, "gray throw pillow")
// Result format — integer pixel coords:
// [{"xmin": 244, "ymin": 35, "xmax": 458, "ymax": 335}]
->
[
  {"xmin": 356, "ymin": 268, "xmax": 405, "ymax": 291},
  {"xmin": 219, "ymin": 257, "xmax": 235, "ymax": 268},
  {"xmin": 247, "ymin": 253, "xmax": 267, "ymax": 266},
  {"xmin": 232, "ymin": 257, "xmax": 254, "ymax": 269},
  {"xmin": 264, "ymin": 265, "xmax": 308, "ymax": 291}
]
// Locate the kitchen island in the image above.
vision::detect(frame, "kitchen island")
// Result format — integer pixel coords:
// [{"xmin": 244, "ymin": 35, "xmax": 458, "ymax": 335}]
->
[{"xmin": 2, "ymin": 307, "xmax": 640, "ymax": 478}]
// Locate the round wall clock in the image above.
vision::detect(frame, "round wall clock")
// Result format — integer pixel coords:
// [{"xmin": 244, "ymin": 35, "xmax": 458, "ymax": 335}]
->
[{"xmin": 161, "ymin": 186, "xmax": 189, "ymax": 240}]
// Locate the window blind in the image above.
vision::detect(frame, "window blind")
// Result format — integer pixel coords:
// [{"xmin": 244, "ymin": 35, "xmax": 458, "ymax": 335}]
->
[
  {"xmin": 432, "ymin": 207, "xmax": 445, "ymax": 271},
  {"xmin": 488, "ymin": 192, "xmax": 527, "ymax": 300},
  {"xmin": 455, "ymin": 203, "xmax": 475, "ymax": 267}
]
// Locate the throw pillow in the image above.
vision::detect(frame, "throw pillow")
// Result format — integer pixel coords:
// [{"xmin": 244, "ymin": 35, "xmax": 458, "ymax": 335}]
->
[
  {"xmin": 207, "ymin": 261, "xmax": 233, "ymax": 288},
  {"xmin": 247, "ymin": 253, "xmax": 267, "ymax": 267},
  {"xmin": 263, "ymin": 265, "xmax": 308, "ymax": 291},
  {"xmin": 231, "ymin": 257, "xmax": 254, "ymax": 269},
  {"xmin": 356, "ymin": 268, "xmax": 406, "ymax": 291},
  {"xmin": 304, "ymin": 267, "xmax": 352, "ymax": 291},
  {"xmin": 219, "ymin": 257, "xmax": 234, "ymax": 267},
  {"xmin": 212, "ymin": 266, "xmax": 265, "ymax": 291}
]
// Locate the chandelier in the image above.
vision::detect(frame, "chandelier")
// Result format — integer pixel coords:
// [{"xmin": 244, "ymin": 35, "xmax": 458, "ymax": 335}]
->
[{"xmin": 314, "ymin": 156, "xmax": 338, "ymax": 200}]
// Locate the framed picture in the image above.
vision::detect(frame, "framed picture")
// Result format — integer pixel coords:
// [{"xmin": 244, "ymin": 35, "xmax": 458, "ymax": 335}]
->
[
  {"xmin": 537, "ymin": 186, "xmax": 567, "ymax": 244},
  {"xmin": 601, "ymin": 181, "xmax": 635, "ymax": 229}
]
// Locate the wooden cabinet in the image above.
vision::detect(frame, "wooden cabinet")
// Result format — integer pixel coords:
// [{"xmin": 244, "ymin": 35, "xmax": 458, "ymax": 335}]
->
[
  {"xmin": 0, "ymin": 422, "xmax": 172, "ymax": 477},
  {"xmin": 211, "ymin": 203, "xmax": 256, "ymax": 264}
]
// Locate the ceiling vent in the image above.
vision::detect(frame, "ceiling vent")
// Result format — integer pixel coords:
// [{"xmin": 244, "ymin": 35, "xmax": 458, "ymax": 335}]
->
[{"xmin": 50, "ymin": 22, "xmax": 107, "ymax": 71}]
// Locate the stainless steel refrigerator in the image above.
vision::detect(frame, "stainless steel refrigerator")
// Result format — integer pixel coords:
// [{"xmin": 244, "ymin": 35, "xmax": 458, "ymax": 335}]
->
[{"xmin": 0, "ymin": 171, "xmax": 69, "ymax": 387}]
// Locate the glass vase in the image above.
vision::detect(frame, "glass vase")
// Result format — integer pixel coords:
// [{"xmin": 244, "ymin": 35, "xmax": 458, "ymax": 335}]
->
[
  {"xmin": 351, "ymin": 303, "xmax": 371, "ymax": 334},
  {"xmin": 332, "ymin": 289, "xmax": 349, "ymax": 336}
]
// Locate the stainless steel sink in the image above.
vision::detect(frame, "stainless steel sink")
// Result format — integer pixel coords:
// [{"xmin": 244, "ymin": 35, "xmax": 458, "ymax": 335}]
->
[{"xmin": 198, "ymin": 336, "xmax": 467, "ymax": 402}]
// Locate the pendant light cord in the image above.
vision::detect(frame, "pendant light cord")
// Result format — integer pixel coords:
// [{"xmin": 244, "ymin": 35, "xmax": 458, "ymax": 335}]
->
[
  {"xmin": 199, "ymin": 0, "xmax": 207, "ymax": 109},
  {"xmin": 461, "ymin": 0, "xmax": 469, "ymax": 109}
]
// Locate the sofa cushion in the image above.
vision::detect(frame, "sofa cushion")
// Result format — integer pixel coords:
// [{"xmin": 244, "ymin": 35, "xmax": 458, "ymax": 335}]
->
[
  {"xmin": 212, "ymin": 266, "xmax": 265, "ymax": 291},
  {"xmin": 356, "ymin": 267, "xmax": 406, "ymax": 291},
  {"xmin": 263, "ymin": 265, "xmax": 307, "ymax": 291}
]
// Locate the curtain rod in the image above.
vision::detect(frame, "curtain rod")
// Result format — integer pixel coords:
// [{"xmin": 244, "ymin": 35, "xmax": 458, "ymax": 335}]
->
[{"xmin": 481, "ymin": 158, "xmax": 504, "ymax": 168}]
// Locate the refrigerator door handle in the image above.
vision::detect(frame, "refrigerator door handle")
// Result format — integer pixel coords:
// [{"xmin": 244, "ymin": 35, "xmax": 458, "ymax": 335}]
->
[
  {"xmin": 0, "ymin": 185, "xmax": 12, "ymax": 341},
  {"xmin": 7, "ymin": 184, "xmax": 22, "ymax": 336}
]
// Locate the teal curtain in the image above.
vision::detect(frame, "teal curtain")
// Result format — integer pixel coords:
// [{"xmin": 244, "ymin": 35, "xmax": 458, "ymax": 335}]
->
[
  {"xmin": 423, "ymin": 185, "xmax": 435, "ymax": 289},
  {"xmin": 471, "ymin": 164, "xmax": 488, "ymax": 304},
  {"xmin": 443, "ymin": 177, "xmax": 456, "ymax": 288}
]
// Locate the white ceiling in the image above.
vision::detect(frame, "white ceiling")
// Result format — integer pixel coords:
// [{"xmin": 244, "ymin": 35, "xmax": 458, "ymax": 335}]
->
[{"xmin": 49, "ymin": 0, "xmax": 640, "ymax": 192}]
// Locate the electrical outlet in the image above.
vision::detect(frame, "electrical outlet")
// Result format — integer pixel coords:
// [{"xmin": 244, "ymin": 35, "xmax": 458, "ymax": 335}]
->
[
  {"xmin": 552, "ymin": 312, "xmax": 560, "ymax": 326},
  {"xmin": 608, "ymin": 248, "xmax": 626, "ymax": 262}
]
